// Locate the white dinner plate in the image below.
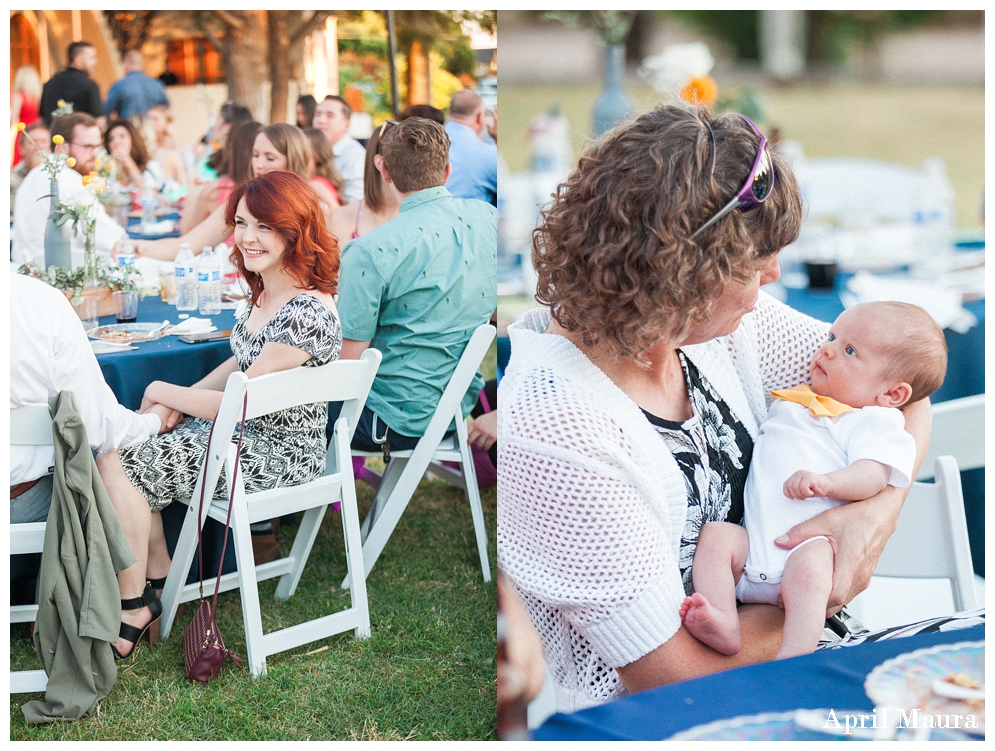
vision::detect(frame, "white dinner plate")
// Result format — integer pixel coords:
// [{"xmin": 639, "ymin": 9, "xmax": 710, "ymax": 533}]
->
[
  {"xmin": 864, "ymin": 640, "xmax": 984, "ymax": 736},
  {"xmin": 89, "ymin": 322, "xmax": 166, "ymax": 344}
]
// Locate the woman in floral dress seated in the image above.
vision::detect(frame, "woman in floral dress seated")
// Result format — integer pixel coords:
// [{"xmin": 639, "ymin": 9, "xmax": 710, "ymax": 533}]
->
[{"xmin": 97, "ymin": 171, "xmax": 342, "ymax": 660}]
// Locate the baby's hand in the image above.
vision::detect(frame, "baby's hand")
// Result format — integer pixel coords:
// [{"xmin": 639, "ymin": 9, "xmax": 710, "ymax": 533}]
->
[{"xmin": 783, "ymin": 470, "xmax": 831, "ymax": 500}]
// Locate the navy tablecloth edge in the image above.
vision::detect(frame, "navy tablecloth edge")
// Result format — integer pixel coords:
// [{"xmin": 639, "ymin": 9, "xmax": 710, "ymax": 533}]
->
[{"xmin": 535, "ymin": 622, "xmax": 985, "ymax": 741}]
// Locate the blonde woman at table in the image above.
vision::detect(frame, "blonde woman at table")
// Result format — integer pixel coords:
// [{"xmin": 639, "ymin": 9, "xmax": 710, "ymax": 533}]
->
[
  {"xmin": 144, "ymin": 104, "xmax": 191, "ymax": 187},
  {"xmin": 96, "ymin": 171, "xmax": 342, "ymax": 660},
  {"xmin": 134, "ymin": 124, "xmax": 326, "ymax": 262},
  {"xmin": 328, "ymin": 120, "xmax": 400, "ymax": 246},
  {"xmin": 252, "ymin": 123, "xmax": 339, "ymax": 218},
  {"xmin": 496, "ymin": 102, "xmax": 931, "ymax": 713}
]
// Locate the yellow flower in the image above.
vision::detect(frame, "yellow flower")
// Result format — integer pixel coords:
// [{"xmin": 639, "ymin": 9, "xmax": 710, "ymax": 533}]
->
[
  {"xmin": 95, "ymin": 158, "xmax": 102, "ymax": 170},
  {"xmin": 680, "ymin": 75, "xmax": 719, "ymax": 107},
  {"xmin": 82, "ymin": 172, "xmax": 95, "ymax": 186},
  {"xmin": 17, "ymin": 122, "xmax": 26, "ymax": 132},
  {"xmin": 66, "ymin": 157, "xmax": 77, "ymax": 168},
  {"xmin": 52, "ymin": 134, "xmax": 65, "ymax": 145},
  {"xmin": 57, "ymin": 100, "xmax": 66, "ymax": 107}
]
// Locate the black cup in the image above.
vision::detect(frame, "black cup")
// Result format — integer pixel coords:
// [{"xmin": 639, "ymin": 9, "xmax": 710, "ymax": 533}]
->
[{"xmin": 805, "ymin": 261, "xmax": 838, "ymax": 290}]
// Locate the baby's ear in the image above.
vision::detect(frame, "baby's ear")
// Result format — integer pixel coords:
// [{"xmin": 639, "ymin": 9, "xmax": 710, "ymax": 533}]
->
[{"xmin": 877, "ymin": 381, "xmax": 912, "ymax": 408}]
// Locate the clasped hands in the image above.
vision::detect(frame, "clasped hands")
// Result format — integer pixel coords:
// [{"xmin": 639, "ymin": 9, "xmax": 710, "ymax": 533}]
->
[{"xmin": 139, "ymin": 381, "xmax": 184, "ymax": 435}]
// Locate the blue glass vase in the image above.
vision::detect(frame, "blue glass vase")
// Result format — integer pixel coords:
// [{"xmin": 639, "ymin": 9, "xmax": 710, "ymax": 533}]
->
[
  {"xmin": 43, "ymin": 180, "xmax": 72, "ymax": 270},
  {"xmin": 593, "ymin": 45, "xmax": 634, "ymax": 137}
]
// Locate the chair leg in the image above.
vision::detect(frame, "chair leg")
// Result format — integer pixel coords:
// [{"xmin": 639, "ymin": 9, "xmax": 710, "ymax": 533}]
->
[
  {"xmin": 348, "ymin": 457, "xmax": 425, "ymax": 587},
  {"xmin": 161, "ymin": 498, "xmax": 208, "ymax": 639},
  {"xmin": 359, "ymin": 456, "xmax": 407, "ymax": 541},
  {"xmin": 338, "ymin": 436, "xmax": 371, "ymax": 638},
  {"xmin": 458, "ymin": 437, "xmax": 491, "ymax": 583},
  {"xmin": 274, "ymin": 504, "xmax": 327, "ymax": 601},
  {"xmin": 230, "ymin": 495, "xmax": 268, "ymax": 678}
]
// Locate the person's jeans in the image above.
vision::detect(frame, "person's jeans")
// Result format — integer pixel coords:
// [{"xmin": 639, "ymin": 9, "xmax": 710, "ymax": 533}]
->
[
  {"xmin": 10, "ymin": 474, "xmax": 53, "ymax": 524},
  {"xmin": 10, "ymin": 474, "xmax": 52, "ymax": 606},
  {"xmin": 327, "ymin": 403, "xmax": 424, "ymax": 452}
]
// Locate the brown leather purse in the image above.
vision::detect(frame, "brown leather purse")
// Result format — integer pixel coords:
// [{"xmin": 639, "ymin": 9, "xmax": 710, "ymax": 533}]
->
[{"xmin": 182, "ymin": 393, "xmax": 247, "ymax": 682}]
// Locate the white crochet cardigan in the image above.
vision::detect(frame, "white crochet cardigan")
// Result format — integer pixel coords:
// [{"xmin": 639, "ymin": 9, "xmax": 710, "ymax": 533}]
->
[{"xmin": 497, "ymin": 291, "xmax": 829, "ymax": 713}]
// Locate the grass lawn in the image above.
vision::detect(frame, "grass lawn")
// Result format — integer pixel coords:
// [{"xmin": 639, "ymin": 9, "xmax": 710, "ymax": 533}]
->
[
  {"xmin": 499, "ymin": 79, "xmax": 984, "ymax": 230},
  {"xmin": 10, "ymin": 349, "xmax": 498, "ymax": 741}
]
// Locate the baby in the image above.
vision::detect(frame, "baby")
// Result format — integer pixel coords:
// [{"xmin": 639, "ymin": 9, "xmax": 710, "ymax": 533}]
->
[{"xmin": 681, "ymin": 301, "xmax": 947, "ymax": 659}]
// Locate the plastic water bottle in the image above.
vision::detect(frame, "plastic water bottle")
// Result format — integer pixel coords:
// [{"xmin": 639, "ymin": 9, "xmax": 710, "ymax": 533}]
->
[
  {"xmin": 115, "ymin": 239, "xmax": 136, "ymax": 268},
  {"xmin": 914, "ymin": 157, "xmax": 956, "ymax": 258},
  {"xmin": 197, "ymin": 246, "xmax": 222, "ymax": 316},
  {"xmin": 174, "ymin": 242, "xmax": 198, "ymax": 311},
  {"xmin": 140, "ymin": 190, "xmax": 158, "ymax": 233}
]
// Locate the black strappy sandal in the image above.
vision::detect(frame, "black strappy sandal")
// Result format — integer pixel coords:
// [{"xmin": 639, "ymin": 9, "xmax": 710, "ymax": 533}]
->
[{"xmin": 112, "ymin": 583, "xmax": 163, "ymax": 661}]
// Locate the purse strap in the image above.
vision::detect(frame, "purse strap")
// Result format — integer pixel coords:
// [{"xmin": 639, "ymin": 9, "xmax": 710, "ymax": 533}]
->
[{"xmin": 195, "ymin": 391, "xmax": 249, "ymax": 603}]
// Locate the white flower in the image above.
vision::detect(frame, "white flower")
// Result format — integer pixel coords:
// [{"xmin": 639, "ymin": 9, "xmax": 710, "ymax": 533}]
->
[
  {"xmin": 639, "ymin": 42, "xmax": 715, "ymax": 95},
  {"xmin": 64, "ymin": 188, "xmax": 96, "ymax": 211}
]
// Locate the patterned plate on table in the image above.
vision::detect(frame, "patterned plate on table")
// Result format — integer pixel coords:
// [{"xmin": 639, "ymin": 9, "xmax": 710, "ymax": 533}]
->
[
  {"xmin": 89, "ymin": 323, "xmax": 166, "ymax": 343},
  {"xmin": 667, "ymin": 708, "xmax": 975, "ymax": 741},
  {"xmin": 864, "ymin": 640, "xmax": 984, "ymax": 736}
]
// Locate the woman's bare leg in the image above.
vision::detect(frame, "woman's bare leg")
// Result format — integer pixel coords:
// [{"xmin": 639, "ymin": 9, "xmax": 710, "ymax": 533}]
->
[
  {"xmin": 147, "ymin": 511, "xmax": 171, "ymax": 583},
  {"xmin": 96, "ymin": 450, "xmax": 162, "ymax": 655}
]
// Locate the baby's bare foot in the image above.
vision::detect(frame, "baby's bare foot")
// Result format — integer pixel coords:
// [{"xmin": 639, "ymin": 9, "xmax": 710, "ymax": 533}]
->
[{"xmin": 681, "ymin": 592, "xmax": 741, "ymax": 655}]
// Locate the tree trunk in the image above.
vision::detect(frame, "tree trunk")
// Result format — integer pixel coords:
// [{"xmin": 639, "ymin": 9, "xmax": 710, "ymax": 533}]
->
[
  {"xmin": 268, "ymin": 10, "xmax": 290, "ymax": 123},
  {"xmin": 217, "ymin": 11, "xmax": 269, "ymax": 122},
  {"xmin": 407, "ymin": 39, "xmax": 429, "ymax": 106}
]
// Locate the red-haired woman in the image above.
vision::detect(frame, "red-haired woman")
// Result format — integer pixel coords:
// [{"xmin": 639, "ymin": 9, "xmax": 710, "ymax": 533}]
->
[{"xmin": 95, "ymin": 171, "xmax": 342, "ymax": 660}]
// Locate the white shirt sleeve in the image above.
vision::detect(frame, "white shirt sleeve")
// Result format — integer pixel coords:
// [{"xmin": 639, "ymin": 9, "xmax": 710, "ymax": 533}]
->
[
  {"xmin": 834, "ymin": 406, "xmax": 917, "ymax": 488},
  {"xmin": 50, "ymin": 296, "xmax": 161, "ymax": 451}
]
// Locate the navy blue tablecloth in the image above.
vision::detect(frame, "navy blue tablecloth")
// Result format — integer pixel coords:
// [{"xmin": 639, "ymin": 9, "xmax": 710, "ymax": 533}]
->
[
  {"xmin": 126, "ymin": 211, "xmax": 181, "ymax": 240},
  {"xmin": 94, "ymin": 296, "xmax": 237, "ymax": 411},
  {"xmin": 782, "ymin": 271, "xmax": 984, "ymax": 576},
  {"xmin": 535, "ymin": 623, "xmax": 984, "ymax": 741}
]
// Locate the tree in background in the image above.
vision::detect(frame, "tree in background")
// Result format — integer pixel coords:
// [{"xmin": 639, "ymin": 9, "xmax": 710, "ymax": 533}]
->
[
  {"xmin": 184, "ymin": 10, "xmax": 491, "ymax": 124},
  {"xmin": 395, "ymin": 10, "xmax": 495, "ymax": 105}
]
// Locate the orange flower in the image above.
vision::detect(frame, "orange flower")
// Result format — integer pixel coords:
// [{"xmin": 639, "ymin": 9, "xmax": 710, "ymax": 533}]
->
[
  {"xmin": 680, "ymin": 75, "xmax": 719, "ymax": 106},
  {"xmin": 209, "ymin": 140, "xmax": 220, "ymax": 150}
]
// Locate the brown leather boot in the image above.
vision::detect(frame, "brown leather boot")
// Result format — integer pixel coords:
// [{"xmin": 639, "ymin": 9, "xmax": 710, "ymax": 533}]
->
[{"xmin": 251, "ymin": 530, "xmax": 281, "ymax": 565}]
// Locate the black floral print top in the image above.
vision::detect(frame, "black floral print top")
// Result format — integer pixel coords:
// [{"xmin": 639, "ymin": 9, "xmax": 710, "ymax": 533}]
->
[{"xmin": 642, "ymin": 351, "xmax": 753, "ymax": 594}]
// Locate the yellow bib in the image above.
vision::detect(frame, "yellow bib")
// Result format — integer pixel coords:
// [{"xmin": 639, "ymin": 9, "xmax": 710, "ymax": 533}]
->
[{"xmin": 770, "ymin": 384, "xmax": 853, "ymax": 417}]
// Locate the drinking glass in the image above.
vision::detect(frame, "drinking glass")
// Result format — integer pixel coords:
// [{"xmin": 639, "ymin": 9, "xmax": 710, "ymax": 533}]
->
[{"xmin": 112, "ymin": 290, "xmax": 139, "ymax": 323}]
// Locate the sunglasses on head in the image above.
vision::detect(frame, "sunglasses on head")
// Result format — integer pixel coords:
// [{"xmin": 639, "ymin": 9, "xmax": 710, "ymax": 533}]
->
[
  {"xmin": 692, "ymin": 115, "xmax": 775, "ymax": 239},
  {"xmin": 378, "ymin": 119, "xmax": 398, "ymax": 139}
]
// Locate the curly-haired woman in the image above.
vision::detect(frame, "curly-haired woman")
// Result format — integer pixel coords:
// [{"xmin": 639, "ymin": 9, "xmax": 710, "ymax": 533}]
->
[
  {"xmin": 96, "ymin": 171, "xmax": 342, "ymax": 660},
  {"xmin": 497, "ymin": 102, "xmax": 930, "ymax": 712}
]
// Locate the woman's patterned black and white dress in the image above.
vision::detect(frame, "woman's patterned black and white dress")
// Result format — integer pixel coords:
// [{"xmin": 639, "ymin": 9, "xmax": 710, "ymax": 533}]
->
[
  {"xmin": 119, "ymin": 294, "xmax": 342, "ymax": 512},
  {"xmin": 641, "ymin": 352, "xmax": 754, "ymax": 595}
]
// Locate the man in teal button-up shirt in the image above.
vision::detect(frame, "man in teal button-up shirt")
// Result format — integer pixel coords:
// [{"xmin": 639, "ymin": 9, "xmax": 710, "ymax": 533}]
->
[{"xmin": 334, "ymin": 117, "xmax": 497, "ymax": 453}]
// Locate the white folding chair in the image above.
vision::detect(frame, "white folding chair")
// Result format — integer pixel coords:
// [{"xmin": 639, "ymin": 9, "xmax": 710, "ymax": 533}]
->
[
  {"xmin": 846, "ymin": 456, "xmax": 978, "ymax": 631},
  {"xmin": 9, "ymin": 403, "xmax": 53, "ymax": 695},
  {"xmin": 345, "ymin": 324, "xmax": 495, "ymax": 588},
  {"xmin": 918, "ymin": 394, "xmax": 985, "ymax": 478},
  {"xmin": 159, "ymin": 349, "xmax": 381, "ymax": 678}
]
